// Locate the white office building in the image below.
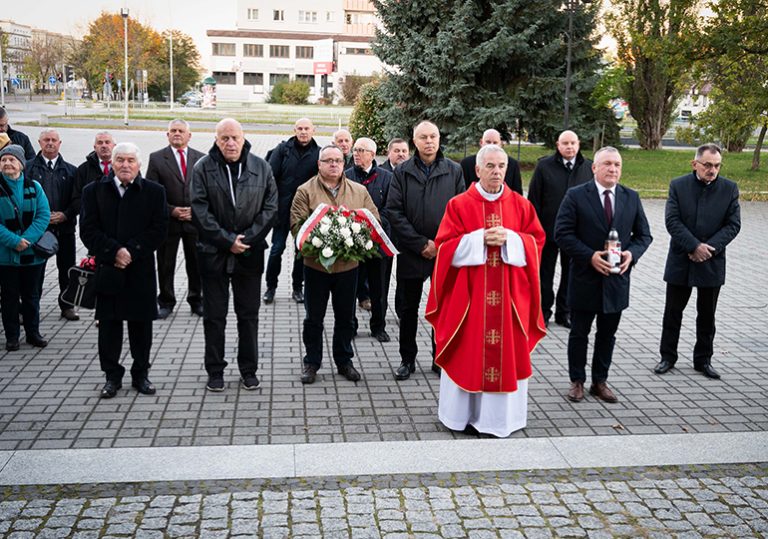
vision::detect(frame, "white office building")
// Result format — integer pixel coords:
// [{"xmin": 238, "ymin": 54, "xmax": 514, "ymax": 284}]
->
[{"xmin": 206, "ymin": 0, "xmax": 383, "ymax": 103}]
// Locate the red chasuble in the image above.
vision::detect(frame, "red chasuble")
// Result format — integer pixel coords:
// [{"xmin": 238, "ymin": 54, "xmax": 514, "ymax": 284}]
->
[{"xmin": 426, "ymin": 186, "xmax": 546, "ymax": 393}]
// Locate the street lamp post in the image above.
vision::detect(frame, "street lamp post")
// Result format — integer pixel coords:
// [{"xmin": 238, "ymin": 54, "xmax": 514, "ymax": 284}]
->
[
  {"xmin": 563, "ymin": 0, "xmax": 590, "ymax": 131},
  {"xmin": 121, "ymin": 8, "xmax": 129, "ymax": 126},
  {"xmin": 169, "ymin": 32, "xmax": 174, "ymax": 110},
  {"xmin": 0, "ymin": 31, "xmax": 5, "ymax": 108}
]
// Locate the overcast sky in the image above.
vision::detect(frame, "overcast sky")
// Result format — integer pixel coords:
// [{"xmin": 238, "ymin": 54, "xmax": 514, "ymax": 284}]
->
[{"xmin": 2, "ymin": 0, "xmax": 236, "ymax": 71}]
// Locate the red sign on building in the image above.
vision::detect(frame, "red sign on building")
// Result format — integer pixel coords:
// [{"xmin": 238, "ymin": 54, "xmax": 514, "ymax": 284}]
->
[{"xmin": 313, "ymin": 62, "xmax": 333, "ymax": 75}]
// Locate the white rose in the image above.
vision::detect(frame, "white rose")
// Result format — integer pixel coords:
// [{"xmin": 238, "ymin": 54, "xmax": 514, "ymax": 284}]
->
[
  {"xmin": 336, "ymin": 216, "xmax": 347, "ymax": 225},
  {"xmin": 319, "ymin": 224, "xmax": 331, "ymax": 235},
  {"xmin": 320, "ymin": 216, "xmax": 332, "ymax": 226},
  {"xmin": 339, "ymin": 227, "xmax": 352, "ymax": 238},
  {"xmin": 311, "ymin": 237, "xmax": 323, "ymax": 248},
  {"xmin": 365, "ymin": 240, "xmax": 374, "ymax": 250},
  {"xmin": 321, "ymin": 247, "xmax": 334, "ymax": 258},
  {"xmin": 350, "ymin": 222, "xmax": 362, "ymax": 234},
  {"xmin": 344, "ymin": 237, "xmax": 354, "ymax": 247}
]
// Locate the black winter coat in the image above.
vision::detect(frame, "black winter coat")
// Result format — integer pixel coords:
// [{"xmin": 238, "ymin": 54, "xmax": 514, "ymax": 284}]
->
[
  {"xmin": 554, "ymin": 181, "xmax": 653, "ymax": 314},
  {"xmin": 386, "ymin": 151, "xmax": 465, "ymax": 280},
  {"xmin": 24, "ymin": 153, "xmax": 78, "ymax": 235},
  {"xmin": 345, "ymin": 161, "xmax": 393, "ymax": 233},
  {"xmin": 663, "ymin": 173, "xmax": 741, "ymax": 288},
  {"xmin": 268, "ymin": 136, "xmax": 319, "ymax": 225},
  {"xmin": 6, "ymin": 126, "xmax": 36, "ymax": 160},
  {"xmin": 190, "ymin": 140, "xmax": 278, "ymax": 274},
  {"xmin": 528, "ymin": 151, "xmax": 593, "ymax": 239},
  {"xmin": 80, "ymin": 175, "xmax": 168, "ymax": 320},
  {"xmin": 73, "ymin": 151, "xmax": 110, "ymax": 215}
]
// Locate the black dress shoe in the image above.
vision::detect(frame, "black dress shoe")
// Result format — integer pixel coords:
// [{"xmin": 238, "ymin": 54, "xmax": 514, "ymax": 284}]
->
[
  {"xmin": 100, "ymin": 380, "xmax": 122, "ymax": 399},
  {"xmin": 61, "ymin": 308, "xmax": 80, "ymax": 321},
  {"xmin": 131, "ymin": 378, "xmax": 156, "ymax": 395},
  {"xmin": 695, "ymin": 364, "xmax": 721, "ymax": 379},
  {"xmin": 431, "ymin": 360, "xmax": 442, "ymax": 375},
  {"xmin": 301, "ymin": 364, "xmax": 318, "ymax": 384},
  {"xmin": 337, "ymin": 363, "xmax": 361, "ymax": 382},
  {"xmin": 263, "ymin": 288, "xmax": 276, "ymax": 304},
  {"xmin": 554, "ymin": 316, "xmax": 571, "ymax": 329},
  {"xmin": 395, "ymin": 361, "xmax": 415, "ymax": 381},
  {"xmin": 654, "ymin": 360, "xmax": 675, "ymax": 375},
  {"xmin": 292, "ymin": 289, "xmax": 305, "ymax": 303},
  {"xmin": 157, "ymin": 307, "xmax": 172, "ymax": 320},
  {"xmin": 25, "ymin": 335, "xmax": 48, "ymax": 348},
  {"xmin": 191, "ymin": 304, "xmax": 204, "ymax": 317},
  {"xmin": 371, "ymin": 330, "xmax": 391, "ymax": 343},
  {"xmin": 5, "ymin": 341, "xmax": 20, "ymax": 352}
]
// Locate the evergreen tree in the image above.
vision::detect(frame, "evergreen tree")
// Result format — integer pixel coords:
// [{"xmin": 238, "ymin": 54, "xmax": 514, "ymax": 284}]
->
[{"xmin": 370, "ymin": 0, "xmax": 617, "ymax": 148}]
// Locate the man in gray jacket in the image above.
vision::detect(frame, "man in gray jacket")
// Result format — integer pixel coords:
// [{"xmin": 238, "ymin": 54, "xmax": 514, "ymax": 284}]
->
[
  {"xmin": 386, "ymin": 120, "xmax": 465, "ymax": 381},
  {"xmin": 191, "ymin": 119, "xmax": 278, "ymax": 392}
]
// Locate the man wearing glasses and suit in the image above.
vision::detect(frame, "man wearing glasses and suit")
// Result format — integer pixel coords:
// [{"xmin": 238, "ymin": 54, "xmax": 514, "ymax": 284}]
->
[
  {"xmin": 654, "ymin": 143, "xmax": 741, "ymax": 380},
  {"xmin": 146, "ymin": 119, "xmax": 205, "ymax": 319}
]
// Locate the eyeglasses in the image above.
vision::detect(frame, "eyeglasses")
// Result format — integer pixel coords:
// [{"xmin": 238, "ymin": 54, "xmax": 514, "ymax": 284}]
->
[
  {"xmin": 695, "ymin": 161, "xmax": 722, "ymax": 170},
  {"xmin": 319, "ymin": 158, "xmax": 344, "ymax": 164},
  {"xmin": 352, "ymin": 148, "xmax": 372, "ymax": 153}
]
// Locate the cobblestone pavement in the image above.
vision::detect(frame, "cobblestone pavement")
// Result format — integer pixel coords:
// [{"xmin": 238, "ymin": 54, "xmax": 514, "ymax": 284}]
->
[
  {"xmin": 0, "ymin": 463, "xmax": 766, "ymax": 538},
  {"xmin": 0, "ymin": 201, "xmax": 766, "ymax": 450}
]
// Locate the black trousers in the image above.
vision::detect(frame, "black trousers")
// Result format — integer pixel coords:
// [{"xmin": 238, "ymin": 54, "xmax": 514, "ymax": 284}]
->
[
  {"xmin": 200, "ymin": 255, "xmax": 261, "ymax": 376},
  {"xmin": 98, "ymin": 319, "xmax": 153, "ymax": 383},
  {"xmin": 39, "ymin": 232, "xmax": 76, "ymax": 312},
  {"xmin": 659, "ymin": 283, "xmax": 720, "ymax": 367},
  {"xmin": 568, "ymin": 309, "xmax": 622, "ymax": 383},
  {"xmin": 303, "ymin": 265, "xmax": 357, "ymax": 369},
  {"xmin": 540, "ymin": 238, "xmax": 570, "ymax": 322},
  {"xmin": 354, "ymin": 256, "xmax": 392, "ymax": 334},
  {"xmin": 157, "ymin": 227, "xmax": 202, "ymax": 310},
  {"xmin": 0, "ymin": 264, "xmax": 45, "ymax": 342},
  {"xmin": 398, "ymin": 276, "xmax": 435, "ymax": 364}
]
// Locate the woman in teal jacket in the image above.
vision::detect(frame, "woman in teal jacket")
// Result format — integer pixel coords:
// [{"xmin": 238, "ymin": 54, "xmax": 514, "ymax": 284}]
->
[{"xmin": 0, "ymin": 145, "xmax": 51, "ymax": 351}]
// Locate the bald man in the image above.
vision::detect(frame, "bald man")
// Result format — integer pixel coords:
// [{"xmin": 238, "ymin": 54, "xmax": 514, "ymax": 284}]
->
[
  {"xmin": 460, "ymin": 129, "xmax": 522, "ymax": 194},
  {"xmin": 528, "ymin": 130, "xmax": 593, "ymax": 328},
  {"xmin": 333, "ymin": 128, "xmax": 354, "ymax": 168}
]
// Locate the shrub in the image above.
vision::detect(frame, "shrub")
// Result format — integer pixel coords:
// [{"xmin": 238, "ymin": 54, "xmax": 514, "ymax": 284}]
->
[
  {"xmin": 282, "ymin": 81, "xmax": 311, "ymax": 105},
  {"xmin": 349, "ymin": 81, "xmax": 387, "ymax": 151},
  {"xmin": 340, "ymin": 74, "xmax": 376, "ymax": 105},
  {"xmin": 267, "ymin": 82, "xmax": 286, "ymax": 104}
]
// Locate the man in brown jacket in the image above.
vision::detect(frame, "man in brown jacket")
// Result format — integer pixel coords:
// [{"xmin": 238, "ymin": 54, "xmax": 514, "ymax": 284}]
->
[{"xmin": 290, "ymin": 145, "xmax": 379, "ymax": 384}]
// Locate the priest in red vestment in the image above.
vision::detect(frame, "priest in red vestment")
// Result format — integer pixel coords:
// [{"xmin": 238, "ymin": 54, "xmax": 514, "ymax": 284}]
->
[{"xmin": 426, "ymin": 144, "xmax": 546, "ymax": 437}]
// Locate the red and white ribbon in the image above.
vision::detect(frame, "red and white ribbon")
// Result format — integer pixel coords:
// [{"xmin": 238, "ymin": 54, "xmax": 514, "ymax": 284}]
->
[{"xmin": 295, "ymin": 203, "xmax": 334, "ymax": 250}]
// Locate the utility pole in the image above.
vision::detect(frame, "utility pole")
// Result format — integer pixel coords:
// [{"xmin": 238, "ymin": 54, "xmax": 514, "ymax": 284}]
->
[
  {"xmin": 169, "ymin": 32, "xmax": 174, "ymax": 110},
  {"xmin": 121, "ymin": 8, "xmax": 129, "ymax": 126}
]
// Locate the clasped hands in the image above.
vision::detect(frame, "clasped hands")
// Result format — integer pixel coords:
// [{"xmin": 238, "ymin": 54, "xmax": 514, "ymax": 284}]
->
[
  {"xmin": 590, "ymin": 249, "xmax": 633, "ymax": 275},
  {"xmin": 114, "ymin": 247, "xmax": 132, "ymax": 269},
  {"xmin": 689, "ymin": 243, "xmax": 715, "ymax": 263},
  {"xmin": 171, "ymin": 206, "xmax": 192, "ymax": 221},
  {"xmin": 484, "ymin": 226, "xmax": 507, "ymax": 247}
]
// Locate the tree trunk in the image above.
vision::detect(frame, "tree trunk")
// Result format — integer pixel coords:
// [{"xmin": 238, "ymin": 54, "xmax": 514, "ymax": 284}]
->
[{"xmin": 752, "ymin": 121, "xmax": 767, "ymax": 171}]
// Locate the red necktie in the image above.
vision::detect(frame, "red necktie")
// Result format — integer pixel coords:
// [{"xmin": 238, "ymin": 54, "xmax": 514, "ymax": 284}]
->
[
  {"xmin": 178, "ymin": 149, "xmax": 187, "ymax": 179},
  {"xmin": 604, "ymin": 190, "xmax": 613, "ymax": 226},
  {"xmin": 102, "ymin": 161, "xmax": 110, "ymax": 176}
]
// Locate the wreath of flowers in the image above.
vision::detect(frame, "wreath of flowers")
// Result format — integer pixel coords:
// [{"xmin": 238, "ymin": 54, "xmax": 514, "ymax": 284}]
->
[{"xmin": 299, "ymin": 207, "xmax": 380, "ymax": 271}]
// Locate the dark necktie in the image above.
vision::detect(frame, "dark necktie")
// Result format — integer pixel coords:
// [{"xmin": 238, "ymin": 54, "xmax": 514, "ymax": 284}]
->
[
  {"xmin": 604, "ymin": 190, "xmax": 613, "ymax": 226},
  {"xmin": 102, "ymin": 161, "xmax": 110, "ymax": 176},
  {"xmin": 565, "ymin": 161, "xmax": 572, "ymax": 172},
  {"xmin": 47, "ymin": 160, "xmax": 54, "ymax": 171},
  {"xmin": 178, "ymin": 149, "xmax": 187, "ymax": 179}
]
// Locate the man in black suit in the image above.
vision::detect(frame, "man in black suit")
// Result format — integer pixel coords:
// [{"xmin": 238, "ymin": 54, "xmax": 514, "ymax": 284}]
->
[
  {"xmin": 459, "ymin": 129, "xmax": 522, "ymax": 194},
  {"xmin": 528, "ymin": 130, "xmax": 593, "ymax": 328},
  {"xmin": 80, "ymin": 142, "xmax": 169, "ymax": 399},
  {"xmin": 146, "ymin": 120, "xmax": 205, "ymax": 319},
  {"xmin": 654, "ymin": 144, "xmax": 741, "ymax": 380},
  {"xmin": 554, "ymin": 146, "xmax": 652, "ymax": 404}
]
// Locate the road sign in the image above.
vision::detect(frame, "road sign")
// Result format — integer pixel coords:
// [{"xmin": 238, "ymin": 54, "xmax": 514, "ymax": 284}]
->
[
  {"xmin": 49, "ymin": 76, "xmax": 57, "ymax": 85},
  {"xmin": 11, "ymin": 78, "xmax": 20, "ymax": 87}
]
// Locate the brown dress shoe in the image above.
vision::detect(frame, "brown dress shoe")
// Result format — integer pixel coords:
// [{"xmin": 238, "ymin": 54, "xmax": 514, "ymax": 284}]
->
[
  {"xmin": 589, "ymin": 382, "xmax": 618, "ymax": 403},
  {"xmin": 567, "ymin": 381, "xmax": 584, "ymax": 402}
]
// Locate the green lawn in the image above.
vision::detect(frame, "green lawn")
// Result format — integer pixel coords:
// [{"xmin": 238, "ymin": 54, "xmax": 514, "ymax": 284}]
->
[{"xmin": 449, "ymin": 145, "xmax": 768, "ymax": 200}]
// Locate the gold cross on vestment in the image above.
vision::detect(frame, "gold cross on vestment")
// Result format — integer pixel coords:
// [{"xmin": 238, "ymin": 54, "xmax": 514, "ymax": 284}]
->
[
  {"xmin": 485, "ymin": 329, "xmax": 501, "ymax": 345},
  {"xmin": 486, "ymin": 291, "xmax": 501, "ymax": 307},
  {"xmin": 486, "ymin": 213, "xmax": 501, "ymax": 228},
  {"xmin": 485, "ymin": 367, "xmax": 500, "ymax": 383},
  {"xmin": 488, "ymin": 251, "xmax": 501, "ymax": 267}
]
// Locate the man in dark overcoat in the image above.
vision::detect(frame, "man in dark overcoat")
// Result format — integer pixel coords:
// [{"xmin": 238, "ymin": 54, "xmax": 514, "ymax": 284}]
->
[
  {"xmin": 554, "ymin": 146, "xmax": 652, "ymax": 404},
  {"xmin": 80, "ymin": 142, "xmax": 168, "ymax": 399},
  {"xmin": 654, "ymin": 143, "xmax": 741, "ymax": 380},
  {"xmin": 146, "ymin": 119, "xmax": 205, "ymax": 319}
]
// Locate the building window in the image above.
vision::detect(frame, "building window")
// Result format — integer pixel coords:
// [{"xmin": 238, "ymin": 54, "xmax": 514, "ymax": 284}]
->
[
  {"xmin": 269, "ymin": 73, "xmax": 290, "ymax": 86},
  {"xmin": 326, "ymin": 11, "xmax": 335, "ymax": 22},
  {"xmin": 269, "ymin": 45, "xmax": 290, "ymax": 58},
  {"xmin": 299, "ymin": 10, "xmax": 318, "ymax": 23},
  {"xmin": 295, "ymin": 74, "xmax": 315, "ymax": 87},
  {"xmin": 212, "ymin": 71, "xmax": 236, "ymax": 85},
  {"xmin": 244, "ymin": 72, "xmax": 264, "ymax": 85},
  {"xmin": 212, "ymin": 43, "xmax": 235, "ymax": 56},
  {"xmin": 247, "ymin": 8, "xmax": 259, "ymax": 20},
  {"xmin": 295, "ymin": 46, "xmax": 314, "ymax": 59},
  {"xmin": 273, "ymin": 10, "xmax": 284, "ymax": 21},
  {"xmin": 345, "ymin": 47, "xmax": 372, "ymax": 55},
  {"xmin": 243, "ymin": 44, "xmax": 263, "ymax": 57}
]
